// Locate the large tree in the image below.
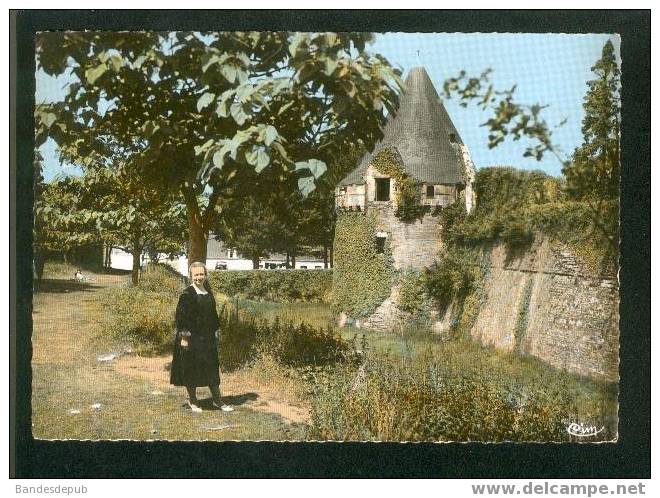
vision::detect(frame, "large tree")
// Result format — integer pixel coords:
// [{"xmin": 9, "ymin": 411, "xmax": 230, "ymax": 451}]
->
[
  {"xmin": 211, "ymin": 164, "xmax": 298, "ymax": 269},
  {"xmin": 87, "ymin": 168, "xmax": 188, "ymax": 285},
  {"xmin": 34, "ymin": 173, "xmax": 105, "ymax": 267},
  {"xmin": 36, "ymin": 31, "xmax": 402, "ymax": 262},
  {"xmin": 563, "ymin": 40, "xmax": 620, "ymax": 201}
]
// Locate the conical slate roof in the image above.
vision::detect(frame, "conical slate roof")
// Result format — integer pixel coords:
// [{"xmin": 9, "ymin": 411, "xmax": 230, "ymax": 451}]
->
[{"xmin": 339, "ymin": 66, "xmax": 465, "ymax": 186}]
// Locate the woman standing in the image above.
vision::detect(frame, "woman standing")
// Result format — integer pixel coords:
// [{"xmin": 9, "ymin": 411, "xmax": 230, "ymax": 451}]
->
[{"xmin": 170, "ymin": 261, "xmax": 233, "ymax": 412}]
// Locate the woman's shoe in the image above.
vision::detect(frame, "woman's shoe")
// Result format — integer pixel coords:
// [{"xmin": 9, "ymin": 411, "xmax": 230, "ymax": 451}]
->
[
  {"xmin": 188, "ymin": 401, "xmax": 203, "ymax": 413},
  {"xmin": 212, "ymin": 400, "xmax": 234, "ymax": 412}
]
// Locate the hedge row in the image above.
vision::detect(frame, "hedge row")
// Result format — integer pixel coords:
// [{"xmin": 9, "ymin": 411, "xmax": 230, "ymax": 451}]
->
[{"xmin": 207, "ymin": 269, "xmax": 333, "ymax": 303}]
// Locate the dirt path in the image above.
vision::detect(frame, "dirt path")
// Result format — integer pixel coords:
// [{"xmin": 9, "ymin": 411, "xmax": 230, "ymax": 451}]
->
[
  {"xmin": 114, "ymin": 354, "xmax": 310, "ymax": 424},
  {"xmin": 31, "ymin": 270, "xmax": 310, "ymax": 440}
]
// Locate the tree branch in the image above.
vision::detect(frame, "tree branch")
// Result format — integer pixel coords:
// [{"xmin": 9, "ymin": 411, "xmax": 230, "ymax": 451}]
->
[{"xmin": 202, "ymin": 187, "xmax": 222, "ymax": 228}]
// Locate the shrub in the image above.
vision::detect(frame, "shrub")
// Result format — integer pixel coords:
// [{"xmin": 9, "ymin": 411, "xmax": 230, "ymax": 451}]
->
[
  {"xmin": 500, "ymin": 217, "xmax": 535, "ymax": 248},
  {"xmin": 139, "ymin": 263, "xmax": 186, "ymax": 294},
  {"xmin": 260, "ymin": 317, "xmax": 358, "ymax": 368},
  {"xmin": 208, "ymin": 270, "xmax": 332, "ymax": 303},
  {"xmin": 309, "ymin": 353, "xmax": 577, "ymax": 442},
  {"xmin": 425, "ymin": 248, "xmax": 486, "ymax": 308},
  {"xmin": 442, "ymin": 166, "xmax": 617, "ymax": 274},
  {"xmin": 216, "ymin": 304, "xmax": 263, "ymax": 371},
  {"xmin": 218, "ymin": 303, "xmax": 359, "ymax": 372},
  {"xmin": 104, "ymin": 287, "xmax": 176, "ymax": 355},
  {"xmin": 397, "ymin": 270, "xmax": 432, "ymax": 316}
]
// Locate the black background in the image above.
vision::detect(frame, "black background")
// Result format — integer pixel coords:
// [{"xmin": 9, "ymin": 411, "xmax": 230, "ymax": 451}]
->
[{"xmin": 11, "ymin": 10, "xmax": 651, "ymax": 478}]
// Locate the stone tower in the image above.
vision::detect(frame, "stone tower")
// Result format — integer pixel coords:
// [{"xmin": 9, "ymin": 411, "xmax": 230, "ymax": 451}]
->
[{"xmin": 333, "ymin": 66, "xmax": 476, "ymax": 330}]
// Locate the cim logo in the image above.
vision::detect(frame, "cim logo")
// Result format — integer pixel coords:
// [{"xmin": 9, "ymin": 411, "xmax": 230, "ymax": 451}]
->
[{"xmin": 566, "ymin": 421, "xmax": 605, "ymax": 438}]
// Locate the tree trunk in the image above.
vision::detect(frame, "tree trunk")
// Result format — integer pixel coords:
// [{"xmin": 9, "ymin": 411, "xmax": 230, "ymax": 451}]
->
[
  {"xmin": 291, "ymin": 250, "xmax": 296, "ymax": 269},
  {"xmin": 104, "ymin": 245, "xmax": 112, "ymax": 269},
  {"xmin": 131, "ymin": 244, "xmax": 142, "ymax": 286},
  {"xmin": 323, "ymin": 243, "xmax": 329, "ymax": 269},
  {"xmin": 148, "ymin": 248, "xmax": 159, "ymax": 267},
  {"xmin": 182, "ymin": 183, "xmax": 210, "ymax": 264},
  {"xmin": 286, "ymin": 252, "xmax": 290, "ymax": 269},
  {"xmin": 188, "ymin": 215, "xmax": 209, "ymax": 264},
  {"xmin": 252, "ymin": 256, "xmax": 260, "ymax": 269},
  {"xmin": 34, "ymin": 248, "xmax": 45, "ymax": 280},
  {"xmin": 329, "ymin": 245, "xmax": 334, "ymax": 269}
]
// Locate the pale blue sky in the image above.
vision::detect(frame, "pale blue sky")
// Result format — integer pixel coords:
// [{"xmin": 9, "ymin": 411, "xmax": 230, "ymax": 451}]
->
[{"xmin": 36, "ymin": 32, "xmax": 620, "ymax": 180}]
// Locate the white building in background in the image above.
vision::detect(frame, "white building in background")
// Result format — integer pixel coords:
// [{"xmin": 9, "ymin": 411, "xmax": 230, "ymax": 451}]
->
[
  {"xmin": 108, "ymin": 236, "xmax": 326, "ymax": 275},
  {"xmin": 107, "ymin": 246, "xmax": 149, "ymax": 271}
]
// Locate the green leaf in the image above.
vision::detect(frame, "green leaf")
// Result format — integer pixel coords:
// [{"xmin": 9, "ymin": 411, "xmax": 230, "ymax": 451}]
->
[
  {"xmin": 212, "ymin": 150, "xmax": 225, "ymax": 170},
  {"xmin": 216, "ymin": 90, "xmax": 235, "ymax": 118},
  {"xmin": 277, "ymin": 101, "xmax": 294, "ymax": 116},
  {"xmin": 272, "ymin": 142, "xmax": 290, "ymax": 162},
  {"xmin": 235, "ymin": 84, "xmax": 254, "ymax": 103},
  {"xmin": 245, "ymin": 147, "xmax": 258, "ymax": 166},
  {"xmin": 236, "ymin": 52, "xmax": 251, "ymax": 68},
  {"xmin": 202, "ymin": 53, "xmax": 229, "ymax": 73},
  {"xmin": 194, "ymin": 139, "xmax": 215, "ymax": 156},
  {"xmin": 264, "ymin": 125, "xmax": 278, "ymax": 146},
  {"xmin": 289, "ymin": 32, "xmax": 307, "ymax": 59},
  {"xmin": 221, "ymin": 64, "xmax": 238, "ymax": 84},
  {"xmin": 325, "ymin": 32, "xmax": 338, "ymax": 46},
  {"xmin": 196, "ymin": 92, "xmax": 216, "ymax": 112},
  {"xmin": 85, "ymin": 63, "xmax": 109, "ymax": 85},
  {"xmin": 37, "ymin": 111, "xmax": 57, "ymax": 129},
  {"xmin": 108, "ymin": 54, "xmax": 123, "ymax": 73},
  {"xmin": 230, "ymin": 103, "xmax": 249, "ymax": 126},
  {"xmin": 254, "ymin": 149, "xmax": 270, "ymax": 173},
  {"xmin": 324, "ymin": 57, "xmax": 338, "ymax": 76},
  {"xmin": 235, "ymin": 68, "xmax": 248, "ymax": 85},
  {"xmin": 297, "ymin": 176, "xmax": 316, "ymax": 197},
  {"xmin": 225, "ymin": 139, "xmax": 240, "ymax": 160},
  {"xmin": 295, "ymin": 159, "xmax": 327, "ymax": 179}
]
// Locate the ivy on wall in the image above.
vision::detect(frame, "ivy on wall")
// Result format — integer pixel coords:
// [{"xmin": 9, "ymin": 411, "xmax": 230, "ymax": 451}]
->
[
  {"xmin": 424, "ymin": 245, "xmax": 489, "ymax": 337},
  {"xmin": 439, "ymin": 167, "xmax": 616, "ymax": 275},
  {"xmin": 332, "ymin": 212, "xmax": 394, "ymax": 319},
  {"xmin": 514, "ymin": 277, "xmax": 534, "ymax": 353},
  {"xmin": 397, "ymin": 269, "xmax": 433, "ymax": 317},
  {"xmin": 371, "ymin": 147, "xmax": 430, "ymax": 223}
]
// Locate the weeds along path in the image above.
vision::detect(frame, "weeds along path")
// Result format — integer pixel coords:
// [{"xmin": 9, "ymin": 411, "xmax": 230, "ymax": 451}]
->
[{"xmin": 31, "ymin": 271, "xmax": 308, "ymax": 441}]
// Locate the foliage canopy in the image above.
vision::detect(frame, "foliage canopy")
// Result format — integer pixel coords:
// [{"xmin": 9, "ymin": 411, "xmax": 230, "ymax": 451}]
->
[{"xmin": 36, "ymin": 31, "xmax": 403, "ymax": 261}]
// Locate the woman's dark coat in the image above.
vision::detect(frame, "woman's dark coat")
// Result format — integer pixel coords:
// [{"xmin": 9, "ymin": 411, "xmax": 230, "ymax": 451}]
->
[{"xmin": 169, "ymin": 285, "xmax": 221, "ymax": 387}]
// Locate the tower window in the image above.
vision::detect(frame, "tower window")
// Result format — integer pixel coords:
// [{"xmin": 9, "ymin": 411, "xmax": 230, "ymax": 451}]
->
[
  {"xmin": 426, "ymin": 185, "xmax": 435, "ymax": 197},
  {"xmin": 375, "ymin": 178, "xmax": 391, "ymax": 201}
]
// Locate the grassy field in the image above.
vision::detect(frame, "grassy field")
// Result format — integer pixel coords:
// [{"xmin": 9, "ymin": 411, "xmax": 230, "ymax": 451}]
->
[
  {"xmin": 31, "ymin": 261, "xmax": 618, "ymax": 442},
  {"xmin": 219, "ymin": 297, "xmax": 334, "ymax": 330}
]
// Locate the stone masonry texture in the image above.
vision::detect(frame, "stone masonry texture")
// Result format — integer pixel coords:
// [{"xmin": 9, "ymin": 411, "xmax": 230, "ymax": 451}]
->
[{"xmin": 471, "ymin": 239, "xmax": 619, "ymax": 382}]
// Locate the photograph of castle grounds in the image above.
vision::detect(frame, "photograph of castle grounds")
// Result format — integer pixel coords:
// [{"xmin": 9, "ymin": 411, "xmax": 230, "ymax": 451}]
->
[{"xmin": 32, "ymin": 31, "xmax": 620, "ymax": 442}]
